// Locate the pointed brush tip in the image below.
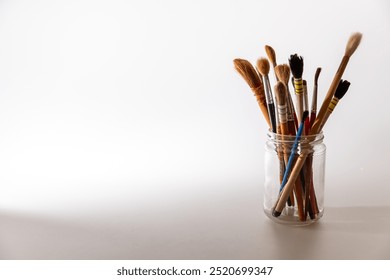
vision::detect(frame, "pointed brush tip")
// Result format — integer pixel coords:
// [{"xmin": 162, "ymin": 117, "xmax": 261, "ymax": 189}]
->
[
  {"xmin": 265, "ymin": 45, "xmax": 277, "ymax": 65},
  {"xmin": 345, "ymin": 32, "xmax": 363, "ymax": 57}
]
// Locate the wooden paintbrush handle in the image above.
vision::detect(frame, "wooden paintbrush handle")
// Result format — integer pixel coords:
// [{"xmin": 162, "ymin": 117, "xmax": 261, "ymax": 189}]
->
[
  {"xmin": 311, "ymin": 56, "xmax": 349, "ymax": 134},
  {"xmin": 273, "ymin": 152, "xmax": 308, "ymax": 216},
  {"xmin": 293, "ymin": 78, "xmax": 304, "ymax": 122}
]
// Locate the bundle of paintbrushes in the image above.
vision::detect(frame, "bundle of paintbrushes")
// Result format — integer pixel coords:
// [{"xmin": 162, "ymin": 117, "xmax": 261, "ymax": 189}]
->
[{"xmin": 234, "ymin": 33, "xmax": 362, "ymax": 224}]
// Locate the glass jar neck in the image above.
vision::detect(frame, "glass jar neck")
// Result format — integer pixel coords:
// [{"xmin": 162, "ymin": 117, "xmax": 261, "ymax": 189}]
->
[{"xmin": 266, "ymin": 131, "xmax": 324, "ymax": 145}]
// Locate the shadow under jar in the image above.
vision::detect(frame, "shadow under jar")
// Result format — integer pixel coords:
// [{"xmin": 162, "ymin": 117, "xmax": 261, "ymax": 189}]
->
[{"xmin": 263, "ymin": 132, "xmax": 326, "ymax": 226}]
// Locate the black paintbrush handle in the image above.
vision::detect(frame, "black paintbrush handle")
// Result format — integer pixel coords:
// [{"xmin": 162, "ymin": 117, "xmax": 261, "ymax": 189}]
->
[{"xmin": 267, "ymin": 102, "xmax": 277, "ymax": 133}]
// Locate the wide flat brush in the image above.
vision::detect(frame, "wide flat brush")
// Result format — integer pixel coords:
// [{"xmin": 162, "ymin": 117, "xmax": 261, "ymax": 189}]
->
[{"xmin": 233, "ymin": 59, "xmax": 271, "ymax": 127}]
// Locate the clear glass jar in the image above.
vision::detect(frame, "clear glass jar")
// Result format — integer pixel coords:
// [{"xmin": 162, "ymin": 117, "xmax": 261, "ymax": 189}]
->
[{"xmin": 263, "ymin": 132, "xmax": 326, "ymax": 226}]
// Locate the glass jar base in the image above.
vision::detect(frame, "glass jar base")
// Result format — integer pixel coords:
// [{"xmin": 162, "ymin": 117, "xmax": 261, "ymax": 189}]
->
[{"xmin": 264, "ymin": 207, "xmax": 324, "ymax": 226}]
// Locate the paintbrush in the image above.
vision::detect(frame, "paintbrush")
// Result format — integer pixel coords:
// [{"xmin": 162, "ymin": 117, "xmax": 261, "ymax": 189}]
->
[
  {"xmin": 257, "ymin": 58, "xmax": 277, "ymax": 133},
  {"xmin": 274, "ymin": 82, "xmax": 289, "ymax": 136},
  {"xmin": 274, "ymin": 64, "xmax": 297, "ymax": 133},
  {"xmin": 319, "ymin": 79, "xmax": 351, "ymax": 131},
  {"xmin": 289, "ymin": 54, "xmax": 305, "ymax": 126},
  {"xmin": 274, "ymin": 81, "xmax": 301, "ymax": 208},
  {"xmin": 273, "ymin": 111, "xmax": 309, "ymax": 217},
  {"xmin": 265, "ymin": 45, "xmax": 278, "ymax": 82},
  {"xmin": 303, "ymin": 80, "xmax": 310, "ymax": 135},
  {"xmin": 233, "ymin": 59, "xmax": 271, "ymax": 127},
  {"xmin": 310, "ymin": 68, "xmax": 322, "ymax": 128},
  {"xmin": 310, "ymin": 32, "xmax": 362, "ymax": 134}
]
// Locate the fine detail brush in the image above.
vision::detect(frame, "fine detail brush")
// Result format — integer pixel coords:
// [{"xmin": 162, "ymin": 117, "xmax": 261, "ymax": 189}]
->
[
  {"xmin": 310, "ymin": 32, "xmax": 362, "ymax": 134},
  {"xmin": 233, "ymin": 59, "xmax": 271, "ymax": 127},
  {"xmin": 319, "ymin": 79, "xmax": 351, "ymax": 131},
  {"xmin": 289, "ymin": 54, "xmax": 305, "ymax": 126},
  {"xmin": 310, "ymin": 67, "xmax": 322, "ymax": 128},
  {"xmin": 257, "ymin": 58, "xmax": 277, "ymax": 133},
  {"xmin": 265, "ymin": 45, "xmax": 278, "ymax": 81}
]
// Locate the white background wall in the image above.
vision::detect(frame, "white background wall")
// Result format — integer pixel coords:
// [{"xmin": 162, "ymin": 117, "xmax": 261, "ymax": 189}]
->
[{"xmin": 0, "ymin": 0, "xmax": 389, "ymax": 259}]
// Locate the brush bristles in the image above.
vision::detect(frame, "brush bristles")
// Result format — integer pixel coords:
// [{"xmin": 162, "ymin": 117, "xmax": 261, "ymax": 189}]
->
[
  {"xmin": 256, "ymin": 57, "xmax": 270, "ymax": 77},
  {"xmin": 345, "ymin": 32, "xmax": 363, "ymax": 57},
  {"xmin": 289, "ymin": 54, "xmax": 304, "ymax": 79},
  {"xmin": 314, "ymin": 67, "xmax": 321, "ymax": 85},
  {"xmin": 265, "ymin": 45, "xmax": 277, "ymax": 67},
  {"xmin": 334, "ymin": 80, "xmax": 351, "ymax": 99},
  {"xmin": 274, "ymin": 64, "xmax": 291, "ymax": 85},
  {"xmin": 274, "ymin": 81, "xmax": 287, "ymax": 106},
  {"xmin": 233, "ymin": 59, "xmax": 262, "ymax": 89}
]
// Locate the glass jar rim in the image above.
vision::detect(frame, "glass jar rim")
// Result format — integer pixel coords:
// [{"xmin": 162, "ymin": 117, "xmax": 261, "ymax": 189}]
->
[{"xmin": 266, "ymin": 130, "xmax": 324, "ymax": 144}]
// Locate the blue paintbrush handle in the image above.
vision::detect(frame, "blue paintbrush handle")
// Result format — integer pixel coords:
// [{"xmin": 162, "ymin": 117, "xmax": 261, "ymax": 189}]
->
[{"xmin": 279, "ymin": 112, "xmax": 307, "ymax": 192}]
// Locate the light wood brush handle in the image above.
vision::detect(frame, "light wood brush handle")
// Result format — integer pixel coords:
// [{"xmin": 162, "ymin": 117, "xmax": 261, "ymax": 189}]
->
[
  {"xmin": 310, "ymin": 56, "xmax": 349, "ymax": 134},
  {"xmin": 311, "ymin": 32, "xmax": 362, "ymax": 134},
  {"xmin": 273, "ymin": 151, "xmax": 308, "ymax": 216}
]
